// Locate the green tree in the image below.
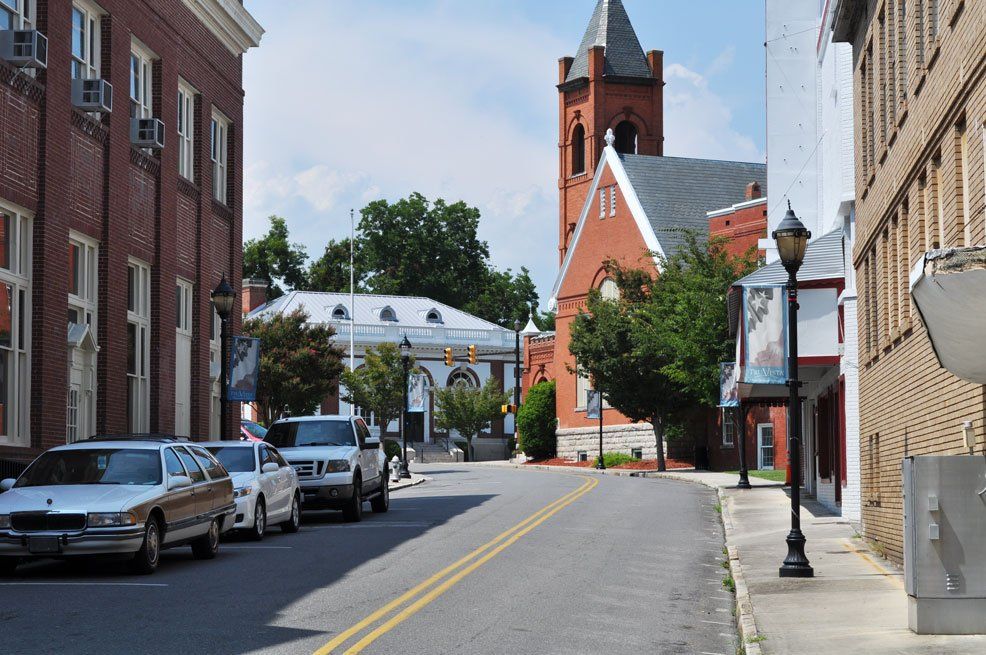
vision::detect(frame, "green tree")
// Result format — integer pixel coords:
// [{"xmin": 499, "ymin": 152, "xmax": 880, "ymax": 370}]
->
[
  {"xmin": 340, "ymin": 343, "xmax": 413, "ymax": 433},
  {"xmin": 243, "ymin": 215, "xmax": 309, "ymax": 299},
  {"xmin": 463, "ymin": 267, "xmax": 538, "ymax": 329},
  {"xmin": 305, "ymin": 238, "xmax": 365, "ymax": 292},
  {"xmin": 243, "ymin": 308, "xmax": 344, "ymax": 426},
  {"xmin": 568, "ymin": 279, "xmax": 687, "ymax": 472},
  {"xmin": 516, "ymin": 380, "xmax": 556, "ymax": 460},
  {"xmin": 434, "ymin": 378, "xmax": 508, "ymax": 461}
]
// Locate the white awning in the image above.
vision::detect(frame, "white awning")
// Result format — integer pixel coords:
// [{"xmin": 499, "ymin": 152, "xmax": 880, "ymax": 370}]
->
[{"xmin": 910, "ymin": 246, "xmax": 986, "ymax": 384}]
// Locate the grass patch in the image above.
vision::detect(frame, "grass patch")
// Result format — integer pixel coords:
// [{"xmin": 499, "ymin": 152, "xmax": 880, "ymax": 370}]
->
[
  {"xmin": 722, "ymin": 574, "xmax": 735, "ymax": 593},
  {"xmin": 593, "ymin": 452, "xmax": 640, "ymax": 468},
  {"xmin": 746, "ymin": 635, "xmax": 767, "ymax": 644},
  {"xmin": 713, "ymin": 502, "xmax": 722, "ymax": 514},
  {"xmin": 726, "ymin": 469, "xmax": 787, "ymax": 482}
]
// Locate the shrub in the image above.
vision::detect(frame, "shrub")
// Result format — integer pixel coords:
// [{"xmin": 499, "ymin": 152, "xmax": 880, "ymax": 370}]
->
[
  {"xmin": 383, "ymin": 439, "xmax": 402, "ymax": 461},
  {"xmin": 516, "ymin": 381, "xmax": 556, "ymax": 460},
  {"xmin": 593, "ymin": 452, "xmax": 639, "ymax": 468}
]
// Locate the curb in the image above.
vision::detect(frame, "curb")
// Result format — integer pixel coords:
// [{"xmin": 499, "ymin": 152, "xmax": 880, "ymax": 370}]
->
[
  {"xmin": 389, "ymin": 476, "xmax": 429, "ymax": 492},
  {"xmin": 460, "ymin": 461, "xmax": 672, "ymax": 477}
]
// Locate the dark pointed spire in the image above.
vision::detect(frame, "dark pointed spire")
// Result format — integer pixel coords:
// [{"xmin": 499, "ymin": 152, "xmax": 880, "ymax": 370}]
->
[{"xmin": 565, "ymin": 0, "xmax": 651, "ymax": 83}]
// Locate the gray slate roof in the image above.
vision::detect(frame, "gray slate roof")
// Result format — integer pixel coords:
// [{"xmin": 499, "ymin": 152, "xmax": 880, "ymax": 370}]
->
[
  {"xmin": 732, "ymin": 228, "xmax": 846, "ymax": 287},
  {"xmin": 248, "ymin": 291, "xmax": 510, "ymax": 333},
  {"xmin": 620, "ymin": 154, "xmax": 768, "ymax": 256},
  {"xmin": 565, "ymin": 0, "xmax": 652, "ymax": 82}
]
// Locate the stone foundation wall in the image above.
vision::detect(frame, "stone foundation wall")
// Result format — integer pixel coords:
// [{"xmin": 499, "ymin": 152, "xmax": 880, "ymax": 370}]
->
[{"xmin": 556, "ymin": 424, "xmax": 665, "ymax": 460}]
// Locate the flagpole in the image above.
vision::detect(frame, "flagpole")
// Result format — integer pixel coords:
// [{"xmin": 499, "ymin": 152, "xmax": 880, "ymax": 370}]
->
[{"xmin": 349, "ymin": 208, "xmax": 355, "ymax": 371}]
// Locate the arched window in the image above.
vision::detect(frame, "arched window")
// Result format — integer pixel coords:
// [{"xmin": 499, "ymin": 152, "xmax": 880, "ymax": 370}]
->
[
  {"xmin": 425, "ymin": 308, "xmax": 443, "ymax": 324},
  {"xmin": 331, "ymin": 304, "xmax": 349, "ymax": 320},
  {"xmin": 599, "ymin": 277, "xmax": 619, "ymax": 301},
  {"xmin": 379, "ymin": 306, "xmax": 397, "ymax": 322},
  {"xmin": 571, "ymin": 124, "xmax": 586, "ymax": 175},
  {"xmin": 614, "ymin": 121, "xmax": 638, "ymax": 154},
  {"xmin": 447, "ymin": 369, "xmax": 477, "ymax": 388}
]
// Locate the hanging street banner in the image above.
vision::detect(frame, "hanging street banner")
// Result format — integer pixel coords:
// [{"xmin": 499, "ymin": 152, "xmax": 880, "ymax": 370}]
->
[
  {"xmin": 407, "ymin": 373, "xmax": 427, "ymax": 413},
  {"xmin": 228, "ymin": 336, "xmax": 261, "ymax": 402},
  {"xmin": 719, "ymin": 362, "xmax": 739, "ymax": 407},
  {"xmin": 586, "ymin": 390, "xmax": 602, "ymax": 419},
  {"xmin": 741, "ymin": 284, "xmax": 788, "ymax": 384}
]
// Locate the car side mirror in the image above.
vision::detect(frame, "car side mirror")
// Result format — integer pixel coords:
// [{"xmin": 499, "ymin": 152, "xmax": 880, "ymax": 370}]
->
[
  {"xmin": 261, "ymin": 462, "xmax": 280, "ymax": 474},
  {"xmin": 168, "ymin": 475, "xmax": 192, "ymax": 490},
  {"xmin": 363, "ymin": 437, "xmax": 380, "ymax": 450},
  {"xmin": 0, "ymin": 478, "xmax": 15, "ymax": 492}
]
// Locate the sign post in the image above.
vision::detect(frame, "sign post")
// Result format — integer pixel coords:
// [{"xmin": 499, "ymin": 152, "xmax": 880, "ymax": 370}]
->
[{"xmin": 586, "ymin": 390, "xmax": 603, "ymax": 469}]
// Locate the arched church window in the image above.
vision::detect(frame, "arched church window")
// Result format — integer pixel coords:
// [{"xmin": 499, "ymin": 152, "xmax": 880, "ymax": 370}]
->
[
  {"xmin": 599, "ymin": 277, "xmax": 619, "ymax": 301},
  {"xmin": 614, "ymin": 121, "xmax": 638, "ymax": 154},
  {"xmin": 571, "ymin": 124, "xmax": 586, "ymax": 174},
  {"xmin": 447, "ymin": 369, "xmax": 477, "ymax": 388}
]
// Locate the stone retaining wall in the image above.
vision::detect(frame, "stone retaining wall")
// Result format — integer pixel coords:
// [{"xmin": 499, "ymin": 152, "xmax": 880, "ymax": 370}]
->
[{"xmin": 556, "ymin": 423, "xmax": 665, "ymax": 460}]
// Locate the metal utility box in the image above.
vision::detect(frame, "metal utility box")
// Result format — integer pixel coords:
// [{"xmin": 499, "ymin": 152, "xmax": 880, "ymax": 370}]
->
[{"xmin": 903, "ymin": 455, "xmax": 986, "ymax": 634}]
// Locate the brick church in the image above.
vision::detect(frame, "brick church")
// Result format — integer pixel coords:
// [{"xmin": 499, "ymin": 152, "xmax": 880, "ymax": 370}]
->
[{"xmin": 523, "ymin": 0, "xmax": 768, "ymax": 462}]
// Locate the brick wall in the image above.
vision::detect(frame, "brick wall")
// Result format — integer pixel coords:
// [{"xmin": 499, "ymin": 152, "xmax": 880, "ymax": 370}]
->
[
  {"xmin": 838, "ymin": 0, "xmax": 986, "ymax": 562},
  {"xmin": 0, "ymin": 0, "xmax": 252, "ymax": 457}
]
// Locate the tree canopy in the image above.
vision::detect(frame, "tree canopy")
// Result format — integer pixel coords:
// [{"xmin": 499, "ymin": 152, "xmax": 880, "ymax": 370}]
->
[
  {"xmin": 242, "ymin": 216, "xmax": 309, "ymax": 299},
  {"xmin": 305, "ymin": 238, "xmax": 364, "ymax": 293},
  {"xmin": 433, "ymin": 378, "xmax": 508, "ymax": 461},
  {"xmin": 242, "ymin": 308, "xmax": 345, "ymax": 425},
  {"xmin": 516, "ymin": 380, "xmax": 556, "ymax": 460},
  {"xmin": 340, "ymin": 343, "xmax": 413, "ymax": 432}
]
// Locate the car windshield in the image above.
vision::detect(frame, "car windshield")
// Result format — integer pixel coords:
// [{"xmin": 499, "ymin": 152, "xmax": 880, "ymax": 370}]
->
[
  {"xmin": 15, "ymin": 449, "xmax": 162, "ymax": 487},
  {"xmin": 205, "ymin": 446, "xmax": 255, "ymax": 473},
  {"xmin": 265, "ymin": 421, "xmax": 357, "ymax": 448},
  {"xmin": 241, "ymin": 421, "xmax": 267, "ymax": 439}
]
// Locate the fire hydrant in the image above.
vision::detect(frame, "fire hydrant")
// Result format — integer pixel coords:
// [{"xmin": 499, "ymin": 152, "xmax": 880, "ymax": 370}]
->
[{"xmin": 390, "ymin": 456, "xmax": 401, "ymax": 483}]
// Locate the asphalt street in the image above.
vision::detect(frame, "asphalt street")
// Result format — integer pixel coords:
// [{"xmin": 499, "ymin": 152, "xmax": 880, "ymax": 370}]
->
[{"xmin": 1, "ymin": 465, "xmax": 735, "ymax": 655}]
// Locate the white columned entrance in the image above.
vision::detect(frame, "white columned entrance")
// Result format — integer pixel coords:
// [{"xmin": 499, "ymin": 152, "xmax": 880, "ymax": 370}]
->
[
  {"xmin": 175, "ymin": 280, "xmax": 194, "ymax": 436},
  {"xmin": 67, "ymin": 324, "xmax": 98, "ymax": 442}
]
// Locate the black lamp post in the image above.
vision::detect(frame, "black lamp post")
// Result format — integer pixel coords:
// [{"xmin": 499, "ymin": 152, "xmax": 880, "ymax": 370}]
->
[
  {"xmin": 399, "ymin": 334, "xmax": 412, "ymax": 478},
  {"xmin": 512, "ymin": 318, "xmax": 522, "ymax": 461},
  {"xmin": 210, "ymin": 274, "xmax": 236, "ymax": 440},
  {"xmin": 773, "ymin": 202, "xmax": 814, "ymax": 578},
  {"xmin": 736, "ymin": 405, "xmax": 751, "ymax": 489}
]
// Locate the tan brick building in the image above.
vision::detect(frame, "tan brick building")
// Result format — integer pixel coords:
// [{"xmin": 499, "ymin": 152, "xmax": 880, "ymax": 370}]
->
[{"xmin": 833, "ymin": 0, "xmax": 985, "ymax": 562}]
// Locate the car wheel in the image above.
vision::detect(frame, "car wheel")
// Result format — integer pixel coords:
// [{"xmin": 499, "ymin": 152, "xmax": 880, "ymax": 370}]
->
[
  {"xmin": 371, "ymin": 470, "xmax": 390, "ymax": 513},
  {"xmin": 280, "ymin": 493, "xmax": 301, "ymax": 533},
  {"xmin": 249, "ymin": 498, "xmax": 266, "ymax": 541},
  {"xmin": 130, "ymin": 517, "xmax": 161, "ymax": 575},
  {"xmin": 342, "ymin": 473, "xmax": 363, "ymax": 523},
  {"xmin": 0, "ymin": 556, "xmax": 20, "ymax": 577},
  {"xmin": 191, "ymin": 519, "xmax": 221, "ymax": 560}
]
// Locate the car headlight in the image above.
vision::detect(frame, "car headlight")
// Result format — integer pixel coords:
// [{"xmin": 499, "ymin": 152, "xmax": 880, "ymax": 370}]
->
[
  {"xmin": 234, "ymin": 486, "xmax": 254, "ymax": 499},
  {"xmin": 87, "ymin": 512, "xmax": 137, "ymax": 527},
  {"xmin": 0, "ymin": 514, "xmax": 9, "ymax": 529},
  {"xmin": 325, "ymin": 459, "xmax": 350, "ymax": 473}
]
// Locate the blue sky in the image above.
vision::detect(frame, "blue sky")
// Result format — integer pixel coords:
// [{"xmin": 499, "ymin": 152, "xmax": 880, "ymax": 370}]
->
[{"xmin": 242, "ymin": 0, "xmax": 766, "ymax": 303}]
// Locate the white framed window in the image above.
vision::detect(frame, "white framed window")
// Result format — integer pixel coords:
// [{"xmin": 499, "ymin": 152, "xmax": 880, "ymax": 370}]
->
[
  {"xmin": 609, "ymin": 186, "xmax": 616, "ymax": 217},
  {"xmin": 599, "ymin": 277, "xmax": 619, "ymax": 301},
  {"xmin": 722, "ymin": 408, "xmax": 736, "ymax": 447},
  {"xmin": 577, "ymin": 451, "xmax": 588, "ymax": 462},
  {"xmin": 209, "ymin": 304, "xmax": 221, "ymax": 438},
  {"xmin": 71, "ymin": 2, "xmax": 101, "ymax": 80},
  {"xmin": 599, "ymin": 189, "xmax": 606, "ymax": 219},
  {"xmin": 575, "ymin": 365, "xmax": 589, "ymax": 409},
  {"xmin": 210, "ymin": 109, "xmax": 230, "ymax": 204},
  {"xmin": 175, "ymin": 278, "xmax": 193, "ymax": 436},
  {"xmin": 127, "ymin": 259, "xmax": 151, "ymax": 432},
  {"xmin": 177, "ymin": 80, "xmax": 196, "ymax": 180},
  {"xmin": 0, "ymin": 0, "xmax": 33, "ymax": 30},
  {"xmin": 631, "ymin": 448, "xmax": 643, "ymax": 459},
  {"xmin": 129, "ymin": 40, "xmax": 155, "ymax": 119},
  {"xmin": 0, "ymin": 203, "xmax": 32, "ymax": 447},
  {"xmin": 447, "ymin": 369, "xmax": 476, "ymax": 388},
  {"xmin": 175, "ymin": 279, "xmax": 192, "ymax": 334},
  {"xmin": 67, "ymin": 233, "xmax": 97, "ymax": 331}
]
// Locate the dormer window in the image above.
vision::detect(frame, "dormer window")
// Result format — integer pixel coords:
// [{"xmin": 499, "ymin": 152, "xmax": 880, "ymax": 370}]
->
[
  {"xmin": 331, "ymin": 304, "xmax": 349, "ymax": 321},
  {"xmin": 379, "ymin": 306, "xmax": 397, "ymax": 322},
  {"xmin": 425, "ymin": 308, "xmax": 443, "ymax": 324}
]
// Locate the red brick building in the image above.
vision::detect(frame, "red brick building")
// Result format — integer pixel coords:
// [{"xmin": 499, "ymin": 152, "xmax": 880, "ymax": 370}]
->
[
  {"xmin": 707, "ymin": 182, "xmax": 767, "ymax": 258},
  {"xmin": 0, "ymin": 0, "xmax": 262, "ymax": 469},
  {"xmin": 526, "ymin": 0, "xmax": 767, "ymax": 462}
]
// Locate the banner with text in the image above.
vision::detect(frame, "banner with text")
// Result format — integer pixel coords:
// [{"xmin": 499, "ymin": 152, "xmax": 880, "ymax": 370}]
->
[
  {"xmin": 741, "ymin": 284, "xmax": 788, "ymax": 385},
  {"xmin": 719, "ymin": 362, "xmax": 739, "ymax": 407},
  {"xmin": 228, "ymin": 336, "xmax": 261, "ymax": 402},
  {"xmin": 407, "ymin": 373, "xmax": 428, "ymax": 413}
]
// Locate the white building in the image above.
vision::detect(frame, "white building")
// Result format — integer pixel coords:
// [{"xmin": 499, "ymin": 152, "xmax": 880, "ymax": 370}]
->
[{"xmin": 245, "ymin": 290, "xmax": 521, "ymax": 461}]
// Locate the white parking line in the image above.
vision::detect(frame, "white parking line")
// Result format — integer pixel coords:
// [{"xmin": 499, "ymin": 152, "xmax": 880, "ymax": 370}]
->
[
  {"xmin": 307, "ymin": 522, "xmax": 434, "ymax": 528},
  {"xmin": 222, "ymin": 545, "xmax": 293, "ymax": 550},
  {"xmin": 701, "ymin": 620, "xmax": 733, "ymax": 626},
  {"xmin": 0, "ymin": 582, "xmax": 167, "ymax": 587}
]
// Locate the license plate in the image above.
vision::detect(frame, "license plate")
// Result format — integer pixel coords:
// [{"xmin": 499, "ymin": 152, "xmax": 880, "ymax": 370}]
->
[{"xmin": 28, "ymin": 536, "xmax": 61, "ymax": 554}]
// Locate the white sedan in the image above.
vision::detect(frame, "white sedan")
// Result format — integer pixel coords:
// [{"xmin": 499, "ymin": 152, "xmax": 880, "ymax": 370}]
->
[{"xmin": 202, "ymin": 442, "xmax": 300, "ymax": 540}]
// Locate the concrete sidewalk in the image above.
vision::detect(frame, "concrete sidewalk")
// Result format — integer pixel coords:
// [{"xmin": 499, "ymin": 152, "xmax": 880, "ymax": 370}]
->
[
  {"xmin": 655, "ymin": 470, "xmax": 986, "ymax": 654},
  {"xmin": 388, "ymin": 472, "xmax": 427, "ymax": 492}
]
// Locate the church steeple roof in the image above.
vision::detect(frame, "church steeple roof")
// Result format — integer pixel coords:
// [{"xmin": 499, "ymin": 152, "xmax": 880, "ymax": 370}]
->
[{"xmin": 565, "ymin": 0, "xmax": 652, "ymax": 83}]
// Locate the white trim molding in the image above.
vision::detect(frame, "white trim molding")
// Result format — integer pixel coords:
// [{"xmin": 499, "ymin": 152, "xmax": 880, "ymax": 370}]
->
[{"xmin": 182, "ymin": 0, "xmax": 264, "ymax": 55}]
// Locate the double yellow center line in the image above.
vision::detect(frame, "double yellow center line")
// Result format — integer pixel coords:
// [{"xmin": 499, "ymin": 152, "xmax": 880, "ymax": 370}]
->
[{"xmin": 314, "ymin": 474, "xmax": 599, "ymax": 654}]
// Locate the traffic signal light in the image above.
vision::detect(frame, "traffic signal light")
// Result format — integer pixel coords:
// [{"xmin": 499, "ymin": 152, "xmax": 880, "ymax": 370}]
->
[
  {"xmin": 501, "ymin": 404, "xmax": 517, "ymax": 415},
  {"xmin": 468, "ymin": 344, "xmax": 477, "ymax": 365},
  {"xmin": 444, "ymin": 347, "xmax": 454, "ymax": 367}
]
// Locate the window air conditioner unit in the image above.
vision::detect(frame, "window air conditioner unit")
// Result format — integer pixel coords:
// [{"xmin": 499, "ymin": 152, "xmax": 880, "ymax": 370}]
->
[
  {"xmin": 72, "ymin": 78, "xmax": 113, "ymax": 113},
  {"xmin": 0, "ymin": 30, "xmax": 48, "ymax": 69},
  {"xmin": 130, "ymin": 118, "xmax": 165, "ymax": 149}
]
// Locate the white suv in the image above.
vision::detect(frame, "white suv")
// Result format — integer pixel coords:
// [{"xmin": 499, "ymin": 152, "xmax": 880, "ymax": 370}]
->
[{"xmin": 265, "ymin": 416, "xmax": 388, "ymax": 522}]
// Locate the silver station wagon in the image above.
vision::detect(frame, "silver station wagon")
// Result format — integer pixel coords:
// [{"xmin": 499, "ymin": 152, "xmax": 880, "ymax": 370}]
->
[{"xmin": 0, "ymin": 436, "xmax": 236, "ymax": 575}]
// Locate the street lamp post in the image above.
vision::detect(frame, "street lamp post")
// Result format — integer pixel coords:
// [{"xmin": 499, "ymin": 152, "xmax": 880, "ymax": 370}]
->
[
  {"xmin": 210, "ymin": 274, "xmax": 236, "ymax": 440},
  {"xmin": 735, "ymin": 405, "xmax": 751, "ymax": 489},
  {"xmin": 773, "ymin": 202, "xmax": 814, "ymax": 578},
  {"xmin": 512, "ymin": 318, "xmax": 522, "ymax": 461},
  {"xmin": 399, "ymin": 334, "xmax": 412, "ymax": 479}
]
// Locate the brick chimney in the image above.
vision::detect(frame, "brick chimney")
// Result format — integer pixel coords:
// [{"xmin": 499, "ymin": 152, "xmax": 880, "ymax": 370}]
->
[
  {"xmin": 242, "ymin": 278, "xmax": 268, "ymax": 316},
  {"xmin": 745, "ymin": 181, "xmax": 762, "ymax": 201}
]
